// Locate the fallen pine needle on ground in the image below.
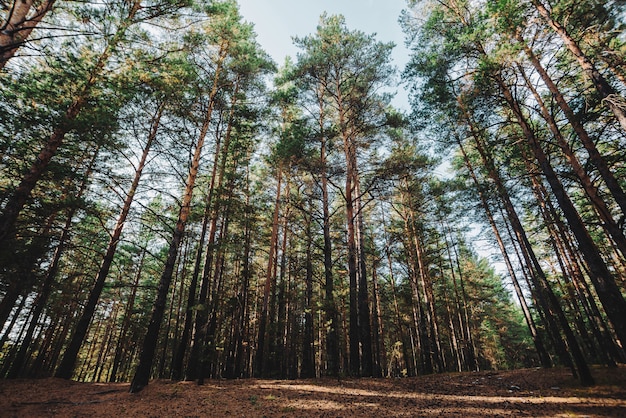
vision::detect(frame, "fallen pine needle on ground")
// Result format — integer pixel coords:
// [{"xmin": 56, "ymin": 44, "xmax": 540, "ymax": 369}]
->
[{"xmin": 1, "ymin": 365, "xmax": 625, "ymax": 417}]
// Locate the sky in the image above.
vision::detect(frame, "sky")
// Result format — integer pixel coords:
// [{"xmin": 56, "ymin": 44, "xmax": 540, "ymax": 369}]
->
[{"xmin": 237, "ymin": 0, "xmax": 411, "ymax": 110}]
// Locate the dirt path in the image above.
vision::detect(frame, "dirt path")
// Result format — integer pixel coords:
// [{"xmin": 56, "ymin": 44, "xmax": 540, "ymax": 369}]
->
[{"xmin": 1, "ymin": 366, "xmax": 625, "ymax": 417}]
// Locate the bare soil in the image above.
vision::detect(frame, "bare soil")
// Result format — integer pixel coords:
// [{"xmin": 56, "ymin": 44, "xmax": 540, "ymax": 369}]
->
[{"xmin": 1, "ymin": 366, "xmax": 625, "ymax": 417}]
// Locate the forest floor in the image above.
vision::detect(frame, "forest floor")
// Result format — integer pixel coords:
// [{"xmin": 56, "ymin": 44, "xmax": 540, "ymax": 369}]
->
[{"xmin": 1, "ymin": 365, "xmax": 625, "ymax": 417}]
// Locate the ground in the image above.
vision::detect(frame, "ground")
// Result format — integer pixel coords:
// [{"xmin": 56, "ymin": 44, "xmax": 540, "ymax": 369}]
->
[{"xmin": 1, "ymin": 366, "xmax": 625, "ymax": 417}]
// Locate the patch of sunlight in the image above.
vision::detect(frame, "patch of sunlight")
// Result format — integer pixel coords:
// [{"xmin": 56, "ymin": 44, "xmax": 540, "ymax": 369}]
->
[{"xmin": 252, "ymin": 382, "xmax": 626, "ymax": 408}]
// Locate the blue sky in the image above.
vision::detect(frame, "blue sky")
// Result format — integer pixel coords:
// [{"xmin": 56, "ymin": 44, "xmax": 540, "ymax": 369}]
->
[{"xmin": 237, "ymin": 0, "xmax": 411, "ymax": 109}]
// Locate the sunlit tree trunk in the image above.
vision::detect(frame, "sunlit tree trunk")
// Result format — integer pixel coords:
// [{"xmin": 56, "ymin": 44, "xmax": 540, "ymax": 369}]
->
[{"xmin": 0, "ymin": 0, "xmax": 56, "ymax": 69}]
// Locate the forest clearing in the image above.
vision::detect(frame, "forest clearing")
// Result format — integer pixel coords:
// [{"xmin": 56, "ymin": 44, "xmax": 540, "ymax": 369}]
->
[{"xmin": 2, "ymin": 366, "xmax": 626, "ymax": 417}]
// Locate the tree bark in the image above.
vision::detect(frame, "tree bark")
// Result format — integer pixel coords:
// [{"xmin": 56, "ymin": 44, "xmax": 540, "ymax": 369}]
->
[
  {"xmin": 300, "ymin": 197, "xmax": 316, "ymax": 378},
  {"xmin": 0, "ymin": 0, "xmax": 56, "ymax": 69},
  {"xmin": 255, "ymin": 164, "xmax": 282, "ymax": 377},
  {"xmin": 318, "ymin": 90, "xmax": 340, "ymax": 376},
  {"xmin": 459, "ymin": 96, "xmax": 584, "ymax": 381}
]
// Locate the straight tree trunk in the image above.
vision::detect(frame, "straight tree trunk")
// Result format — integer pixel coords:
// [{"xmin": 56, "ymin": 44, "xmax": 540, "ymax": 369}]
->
[
  {"xmin": 202, "ymin": 209, "xmax": 231, "ymax": 381},
  {"xmin": 186, "ymin": 74, "xmax": 239, "ymax": 381},
  {"xmin": 109, "ymin": 248, "xmax": 145, "ymax": 382},
  {"xmin": 380, "ymin": 203, "xmax": 413, "ymax": 376},
  {"xmin": 345, "ymin": 162, "xmax": 360, "ymax": 376},
  {"xmin": 354, "ymin": 173, "xmax": 373, "ymax": 376},
  {"xmin": 301, "ymin": 197, "xmax": 316, "ymax": 378},
  {"xmin": 371, "ymin": 261, "xmax": 386, "ymax": 377},
  {"xmin": 449, "ymin": 237, "xmax": 478, "ymax": 372},
  {"xmin": 170, "ymin": 93, "xmax": 227, "ymax": 380},
  {"xmin": 457, "ymin": 140, "xmax": 551, "ymax": 368},
  {"xmin": 517, "ymin": 33, "xmax": 626, "ymax": 215},
  {"xmin": 226, "ymin": 163, "xmax": 253, "ymax": 379},
  {"xmin": 255, "ymin": 164, "xmax": 282, "ymax": 377},
  {"xmin": 318, "ymin": 94, "xmax": 340, "ymax": 376},
  {"xmin": 497, "ymin": 70, "xmax": 626, "ymax": 358},
  {"xmin": 55, "ymin": 103, "xmax": 163, "ymax": 379},
  {"xmin": 530, "ymin": 0, "xmax": 626, "ymax": 132},
  {"xmin": 129, "ymin": 65, "xmax": 218, "ymax": 392},
  {"xmin": 399, "ymin": 193, "xmax": 432, "ymax": 375},
  {"xmin": 336, "ymin": 85, "xmax": 362, "ymax": 376}
]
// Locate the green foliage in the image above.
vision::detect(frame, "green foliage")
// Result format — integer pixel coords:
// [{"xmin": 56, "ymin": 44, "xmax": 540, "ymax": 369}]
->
[{"xmin": 3, "ymin": 0, "xmax": 603, "ymax": 385}]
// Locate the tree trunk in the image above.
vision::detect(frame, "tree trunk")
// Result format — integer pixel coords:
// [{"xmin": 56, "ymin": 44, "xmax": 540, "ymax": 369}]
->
[
  {"xmin": 448, "ymin": 236, "xmax": 478, "ymax": 372},
  {"xmin": 55, "ymin": 103, "xmax": 163, "ymax": 380},
  {"xmin": 0, "ymin": 0, "xmax": 141, "ymax": 247},
  {"xmin": 489, "ymin": 77, "xmax": 595, "ymax": 385},
  {"xmin": 301, "ymin": 196, "xmax": 316, "ymax": 378},
  {"xmin": 354, "ymin": 173, "xmax": 373, "ymax": 376},
  {"xmin": 129, "ymin": 74, "xmax": 214, "ymax": 392},
  {"xmin": 530, "ymin": 0, "xmax": 626, "ymax": 132},
  {"xmin": 381, "ymin": 204, "xmax": 413, "ymax": 376},
  {"xmin": 0, "ymin": 0, "xmax": 56, "ymax": 69},
  {"xmin": 10, "ymin": 148, "xmax": 100, "ymax": 379},
  {"xmin": 255, "ymin": 164, "xmax": 282, "ymax": 377},
  {"xmin": 526, "ymin": 155, "xmax": 621, "ymax": 367},
  {"xmin": 336, "ymin": 84, "xmax": 362, "ymax": 376},
  {"xmin": 109, "ymin": 248, "xmax": 145, "ymax": 382},
  {"xmin": 498, "ymin": 70, "xmax": 626, "ymax": 361},
  {"xmin": 517, "ymin": 33, "xmax": 626, "ymax": 215},
  {"xmin": 371, "ymin": 261, "xmax": 386, "ymax": 377},
  {"xmin": 318, "ymin": 95, "xmax": 340, "ymax": 376},
  {"xmin": 518, "ymin": 63, "xmax": 626, "ymax": 258},
  {"xmin": 457, "ymin": 140, "xmax": 552, "ymax": 368},
  {"xmin": 186, "ymin": 74, "xmax": 238, "ymax": 381},
  {"xmin": 399, "ymin": 194, "xmax": 432, "ymax": 375},
  {"xmin": 459, "ymin": 97, "xmax": 580, "ymax": 378},
  {"xmin": 170, "ymin": 96, "xmax": 226, "ymax": 381}
]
